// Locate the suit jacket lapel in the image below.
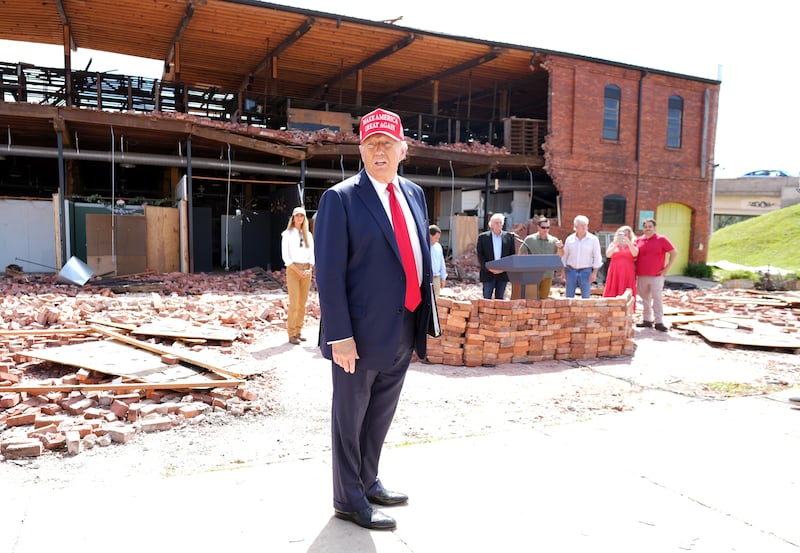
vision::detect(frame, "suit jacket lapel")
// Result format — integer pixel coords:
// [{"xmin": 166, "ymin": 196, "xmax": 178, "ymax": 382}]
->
[{"xmin": 355, "ymin": 170, "xmax": 402, "ymax": 263}]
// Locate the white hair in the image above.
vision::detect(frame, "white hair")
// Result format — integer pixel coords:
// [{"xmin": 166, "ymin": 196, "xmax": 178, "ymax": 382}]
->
[
  {"xmin": 573, "ymin": 215, "xmax": 589, "ymax": 226},
  {"xmin": 489, "ymin": 213, "xmax": 505, "ymax": 224}
]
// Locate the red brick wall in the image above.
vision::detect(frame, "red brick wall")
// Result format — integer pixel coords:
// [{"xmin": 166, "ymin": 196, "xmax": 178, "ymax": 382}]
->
[{"xmin": 541, "ymin": 56, "xmax": 719, "ymax": 265}]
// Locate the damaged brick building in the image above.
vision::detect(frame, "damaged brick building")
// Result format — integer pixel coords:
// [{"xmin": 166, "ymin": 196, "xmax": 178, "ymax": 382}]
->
[{"xmin": 0, "ymin": 0, "xmax": 720, "ymax": 276}]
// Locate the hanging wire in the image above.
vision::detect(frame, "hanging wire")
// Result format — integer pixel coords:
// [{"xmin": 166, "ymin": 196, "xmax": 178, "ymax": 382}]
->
[
  {"xmin": 339, "ymin": 154, "xmax": 345, "ymax": 182},
  {"xmin": 526, "ymin": 166, "xmax": 534, "ymax": 219},
  {"xmin": 224, "ymin": 143, "xmax": 232, "ymax": 271},
  {"xmin": 448, "ymin": 159, "xmax": 455, "ymax": 256},
  {"xmin": 110, "ymin": 126, "xmax": 116, "ymax": 268}
]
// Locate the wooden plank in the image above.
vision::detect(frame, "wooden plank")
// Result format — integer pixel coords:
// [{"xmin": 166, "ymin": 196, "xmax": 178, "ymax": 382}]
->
[
  {"xmin": 0, "ymin": 328, "xmax": 94, "ymax": 336},
  {"xmin": 145, "ymin": 205, "xmax": 180, "ymax": 273},
  {"xmin": 664, "ymin": 313, "xmax": 750, "ymax": 325},
  {"xmin": 85, "ymin": 318, "xmax": 137, "ymax": 331},
  {"xmin": 133, "ymin": 317, "xmax": 240, "ymax": 342},
  {"xmin": 0, "ymin": 379, "xmax": 245, "ymax": 394},
  {"xmin": 90, "ymin": 324, "xmax": 263, "ymax": 378}
]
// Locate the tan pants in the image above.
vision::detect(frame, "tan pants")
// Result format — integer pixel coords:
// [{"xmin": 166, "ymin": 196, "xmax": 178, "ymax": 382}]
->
[
  {"xmin": 286, "ymin": 263, "xmax": 311, "ymax": 337},
  {"xmin": 511, "ymin": 278, "xmax": 552, "ymax": 300},
  {"xmin": 637, "ymin": 275, "xmax": 664, "ymax": 324},
  {"xmin": 433, "ymin": 276, "xmax": 441, "ymax": 299}
]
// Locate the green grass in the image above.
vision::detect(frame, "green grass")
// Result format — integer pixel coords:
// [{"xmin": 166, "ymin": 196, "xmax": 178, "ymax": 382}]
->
[{"xmin": 708, "ymin": 203, "xmax": 800, "ymax": 272}]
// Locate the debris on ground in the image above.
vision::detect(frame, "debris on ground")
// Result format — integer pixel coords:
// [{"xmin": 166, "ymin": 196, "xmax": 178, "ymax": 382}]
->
[{"xmin": 1, "ymin": 264, "xmax": 797, "ymax": 461}]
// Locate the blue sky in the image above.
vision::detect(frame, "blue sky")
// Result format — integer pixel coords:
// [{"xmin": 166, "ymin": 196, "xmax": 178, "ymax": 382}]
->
[{"xmin": 2, "ymin": 0, "xmax": 796, "ymax": 178}]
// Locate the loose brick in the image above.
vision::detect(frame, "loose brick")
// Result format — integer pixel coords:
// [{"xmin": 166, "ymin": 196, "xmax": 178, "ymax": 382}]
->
[
  {"xmin": 65, "ymin": 431, "xmax": 81, "ymax": 455},
  {"xmin": 106, "ymin": 426, "xmax": 136, "ymax": 444},
  {"xmin": 7, "ymin": 411, "xmax": 37, "ymax": 427},
  {"xmin": 2, "ymin": 441, "xmax": 44, "ymax": 459}
]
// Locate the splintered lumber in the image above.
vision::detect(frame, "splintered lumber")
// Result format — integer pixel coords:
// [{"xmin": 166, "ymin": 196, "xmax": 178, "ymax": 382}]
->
[
  {"xmin": 703, "ymin": 295, "xmax": 788, "ymax": 307},
  {"xmin": 0, "ymin": 379, "xmax": 245, "ymax": 394},
  {"xmin": 89, "ymin": 324, "xmax": 262, "ymax": 378},
  {"xmin": 665, "ymin": 313, "xmax": 750, "ymax": 326},
  {"xmin": 0, "ymin": 328, "xmax": 95, "ymax": 336}
]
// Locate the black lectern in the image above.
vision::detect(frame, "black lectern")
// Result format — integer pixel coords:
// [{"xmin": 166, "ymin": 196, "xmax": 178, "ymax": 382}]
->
[{"xmin": 486, "ymin": 254, "xmax": 563, "ymax": 299}]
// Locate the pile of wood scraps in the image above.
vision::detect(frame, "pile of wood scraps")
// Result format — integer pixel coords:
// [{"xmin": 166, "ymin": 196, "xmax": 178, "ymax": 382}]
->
[
  {"xmin": 0, "ymin": 317, "xmax": 271, "ymax": 460},
  {"xmin": 664, "ymin": 289, "xmax": 800, "ymax": 352}
]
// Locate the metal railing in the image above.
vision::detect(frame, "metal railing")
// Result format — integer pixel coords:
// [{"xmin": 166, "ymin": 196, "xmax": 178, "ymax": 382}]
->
[{"xmin": 1, "ymin": 61, "xmax": 543, "ymax": 150}]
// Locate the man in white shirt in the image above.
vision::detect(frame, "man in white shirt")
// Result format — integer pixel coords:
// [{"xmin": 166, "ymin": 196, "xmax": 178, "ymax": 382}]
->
[{"xmin": 560, "ymin": 215, "xmax": 603, "ymax": 298}]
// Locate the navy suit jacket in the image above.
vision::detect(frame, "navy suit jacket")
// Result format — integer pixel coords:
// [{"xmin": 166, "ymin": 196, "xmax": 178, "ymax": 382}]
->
[
  {"xmin": 476, "ymin": 230, "xmax": 516, "ymax": 282},
  {"xmin": 314, "ymin": 170, "xmax": 433, "ymax": 369}
]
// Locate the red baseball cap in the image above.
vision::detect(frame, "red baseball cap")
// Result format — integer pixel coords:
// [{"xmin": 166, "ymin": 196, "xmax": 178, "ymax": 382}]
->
[{"xmin": 359, "ymin": 108, "xmax": 404, "ymax": 143}]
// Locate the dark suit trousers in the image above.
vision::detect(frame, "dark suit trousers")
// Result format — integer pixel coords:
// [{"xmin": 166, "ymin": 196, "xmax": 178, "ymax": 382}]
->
[{"xmin": 331, "ymin": 309, "xmax": 415, "ymax": 512}]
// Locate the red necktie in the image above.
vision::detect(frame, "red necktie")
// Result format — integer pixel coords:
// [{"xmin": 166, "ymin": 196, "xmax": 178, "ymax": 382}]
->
[{"xmin": 387, "ymin": 182, "xmax": 421, "ymax": 311}]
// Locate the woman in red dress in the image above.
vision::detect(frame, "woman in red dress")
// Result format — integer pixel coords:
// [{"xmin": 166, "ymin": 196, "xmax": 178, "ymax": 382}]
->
[{"xmin": 603, "ymin": 225, "xmax": 639, "ymax": 309}]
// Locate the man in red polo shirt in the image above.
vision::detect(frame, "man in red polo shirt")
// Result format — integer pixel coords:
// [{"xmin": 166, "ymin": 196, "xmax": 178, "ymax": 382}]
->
[{"xmin": 634, "ymin": 218, "xmax": 676, "ymax": 331}]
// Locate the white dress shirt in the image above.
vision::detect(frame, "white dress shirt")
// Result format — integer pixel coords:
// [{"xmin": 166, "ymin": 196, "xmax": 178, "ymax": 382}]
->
[{"xmin": 366, "ymin": 173, "xmax": 423, "ymax": 286}]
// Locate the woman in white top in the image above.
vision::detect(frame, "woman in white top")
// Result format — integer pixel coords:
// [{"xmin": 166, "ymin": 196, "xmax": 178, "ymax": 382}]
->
[{"xmin": 281, "ymin": 206, "xmax": 315, "ymax": 345}]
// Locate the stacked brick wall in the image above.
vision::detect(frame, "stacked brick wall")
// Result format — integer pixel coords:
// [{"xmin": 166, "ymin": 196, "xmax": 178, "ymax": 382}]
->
[{"xmin": 426, "ymin": 292, "xmax": 635, "ymax": 366}]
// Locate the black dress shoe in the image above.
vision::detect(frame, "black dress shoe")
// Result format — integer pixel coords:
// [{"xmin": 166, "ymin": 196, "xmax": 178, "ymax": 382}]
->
[
  {"xmin": 367, "ymin": 489, "xmax": 408, "ymax": 506},
  {"xmin": 636, "ymin": 321, "xmax": 653, "ymax": 328},
  {"xmin": 654, "ymin": 323, "xmax": 668, "ymax": 332},
  {"xmin": 334, "ymin": 506, "xmax": 396, "ymax": 530}
]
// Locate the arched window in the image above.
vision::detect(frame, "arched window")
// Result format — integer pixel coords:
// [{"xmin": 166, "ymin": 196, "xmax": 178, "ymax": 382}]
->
[
  {"xmin": 603, "ymin": 84, "xmax": 621, "ymax": 141},
  {"xmin": 667, "ymin": 95, "xmax": 683, "ymax": 148},
  {"xmin": 602, "ymin": 194, "xmax": 626, "ymax": 225}
]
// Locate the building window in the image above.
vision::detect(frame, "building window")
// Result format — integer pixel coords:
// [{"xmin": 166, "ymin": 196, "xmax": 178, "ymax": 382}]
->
[
  {"xmin": 602, "ymin": 84, "xmax": 621, "ymax": 141},
  {"xmin": 667, "ymin": 95, "xmax": 683, "ymax": 148},
  {"xmin": 602, "ymin": 194, "xmax": 626, "ymax": 225}
]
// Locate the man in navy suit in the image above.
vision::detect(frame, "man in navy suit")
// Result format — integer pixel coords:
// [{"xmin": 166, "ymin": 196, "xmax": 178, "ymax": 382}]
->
[
  {"xmin": 314, "ymin": 108, "xmax": 433, "ymax": 531},
  {"xmin": 476, "ymin": 212, "xmax": 516, "ymax": 299}
]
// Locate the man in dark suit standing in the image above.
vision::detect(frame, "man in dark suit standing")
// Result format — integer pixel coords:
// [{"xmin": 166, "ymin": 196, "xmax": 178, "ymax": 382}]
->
[
  {"xmin": 314, "ymin": 108, "xmax": 433, "ymax": 531},
  {"xmin": 476, "ymin": 212, "xmax": 516, "ymax": 299}
]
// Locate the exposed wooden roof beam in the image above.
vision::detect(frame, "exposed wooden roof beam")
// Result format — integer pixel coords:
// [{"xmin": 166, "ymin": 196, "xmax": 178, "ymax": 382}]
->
[
  {"xmin": 379, "ymin": 48, "xmax": 505, "ymax": 103},
  {"xmin": 240, "ymin": 17, "xmax": 316, "ymax": 91},
  {"xmin": 312, "ymin": 34, "xmax": 418, "ymax": 99},
  {"xmin": 54, "ymin": 0, "xmax": 76, "ymax": 50},
  {"xmin": 163, "ymin": 1, "xmax": 198, "ymax": 74}
]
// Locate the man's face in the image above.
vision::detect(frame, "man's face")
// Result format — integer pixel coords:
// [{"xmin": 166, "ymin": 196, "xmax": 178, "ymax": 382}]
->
[
  {"xmin": 489, "ymin": 218, "xmax": 503, "ymax": 234},
  {"xmin": 643, "ymin": 222, "xmax": 656, "ymax": 237},
  {"xmin": 430, "ymin": 232, "xmax": 440, "ymax": 244},
  {"xmin": 359, "ymin": 134, "xmax": 407, "ymax": 183},
  {"xmin": 537, "ymin": 222, "xmax": 550, "ymax": 237},
  {"xmin": 574, "ymin": 221, "xmax": 587, "ymax": 237}
]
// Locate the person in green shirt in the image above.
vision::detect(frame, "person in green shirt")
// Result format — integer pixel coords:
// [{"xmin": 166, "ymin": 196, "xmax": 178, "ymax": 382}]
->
[{"xmin": 519, "ymin": 217, "xmax": 563, "ymax": 299}]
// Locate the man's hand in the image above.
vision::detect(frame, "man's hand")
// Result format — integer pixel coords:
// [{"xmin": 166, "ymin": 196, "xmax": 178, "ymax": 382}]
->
[{"xmin": 332, "ymin": 338, "xmax": 360, "ymax": 374}]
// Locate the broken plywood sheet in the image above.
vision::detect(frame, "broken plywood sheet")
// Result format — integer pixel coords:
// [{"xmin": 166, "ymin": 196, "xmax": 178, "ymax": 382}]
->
[
  {"xmin": 90, "ymin": 324, "xmax": 264, "ymax": 378},
  {"xmin": 21, "ymin": 340, "xmax": 227, "ymax": 385},
  {"xmin": 133, "ymin": 317, "xmax": 240, "ymax": 342},
  {"xmin": 689, "ymin": 324, "xmax": 800, "ymax": 350}
]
